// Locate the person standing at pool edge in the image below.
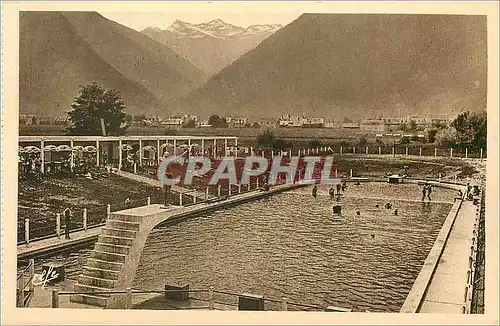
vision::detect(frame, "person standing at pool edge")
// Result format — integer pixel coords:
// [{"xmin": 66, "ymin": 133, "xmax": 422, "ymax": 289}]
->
[
  {"xmin": 421, "ymin": 185, "xmax": 427, "ymax": 201},
  {"xmin": 312, "ymin": 185, "xmax": 318, "ymax": 198},
  {"xmin": 427, "ymin": 183, "xmax": 432, "ymax": 201}
]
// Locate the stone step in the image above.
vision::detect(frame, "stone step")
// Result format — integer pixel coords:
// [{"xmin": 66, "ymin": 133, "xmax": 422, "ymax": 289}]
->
[
  {"xmin": 78, "ymin": 275, "xmax": 116, "ymax": 288},
  {"xmin": 73, "ymin": 283, "xmax": 113, "ymax": 297},
  {"xmin": 91, "ymin": 250, "xmax": 127, "ymax": 263},
  {"xmin": 95, "ymin": 243, "xmax": 130, "ymax": 255},
  {"xmin": 98, "ymin": 235, "xmax": 134, "ymax": 246},
  {"xmin": 82, "ymin": 266, "xmax": 120, "ymax": 280},
  {"xmin": 101, "ymin": 227, "xmax": 137, "ymax": 239},
  {"xmin": 108, "ymin": 214, "xmax": 141, "ymax": 223},
  {"xmin": 70, "ymin": 293, "xmax": 108, "ymax": 307},
  {"xmin": 87, "ymin": 258, "xmax": 123, "ymax": 272},
  {"xmin": 107, "ymin": 219, "xmax": 140, "ymax": 231}
]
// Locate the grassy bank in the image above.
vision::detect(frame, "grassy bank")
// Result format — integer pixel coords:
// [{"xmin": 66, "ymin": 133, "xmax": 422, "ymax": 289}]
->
[{"xmin": 18, "ymin": 173, "xmax": 163, "ymax": 241}]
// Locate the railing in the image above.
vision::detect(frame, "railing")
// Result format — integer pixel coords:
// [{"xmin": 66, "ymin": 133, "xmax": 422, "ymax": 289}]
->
[
  {"xmin": 17, "ymin": 259, "xmax": 35, "ymax": 307},
  {"xmin": 52, "ymin": 287, "xmax": 352, "ymax": 312},
  {"xmin": 250, "ymin": 146, "xmax": 486, "ymax": 160},
  {"xmin": 464, "ymin": 187, "xmax": 485, "ymax": 314}
]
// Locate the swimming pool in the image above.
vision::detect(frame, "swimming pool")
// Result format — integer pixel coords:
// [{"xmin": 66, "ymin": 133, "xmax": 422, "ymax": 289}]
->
[{"xmin": 29, "ymin": 182, "xmax": 456, "ymax": 312}]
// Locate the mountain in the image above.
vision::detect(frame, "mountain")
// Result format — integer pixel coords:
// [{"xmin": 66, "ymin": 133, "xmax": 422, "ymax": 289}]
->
[
  {"xmin": 142, "ymin": 20, "xmax": 282, "ymax": 75},
  {"xmin": 19, "ymin": 11, "xmax": 207, "ymax": 117},
  {"xmin": 177, "ymin": 14, "xmax": 487, "ymax": 120}
]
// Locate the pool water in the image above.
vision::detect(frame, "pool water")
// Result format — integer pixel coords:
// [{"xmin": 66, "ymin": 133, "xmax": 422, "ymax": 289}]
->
[{"xmin": 27, "ymin": 182, "xmax": 456, "ymax": 312}]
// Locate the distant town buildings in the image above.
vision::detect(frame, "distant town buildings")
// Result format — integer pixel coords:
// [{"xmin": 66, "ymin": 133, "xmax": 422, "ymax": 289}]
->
[{"xmin": 19, "ymin": 111, "xmax": 453, "ymax": 132}]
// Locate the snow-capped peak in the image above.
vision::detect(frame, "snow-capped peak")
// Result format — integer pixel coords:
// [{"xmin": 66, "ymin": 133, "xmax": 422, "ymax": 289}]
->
[{"xmin": 159, "ymin": 19, "xmax": 282, "ymax": 39}]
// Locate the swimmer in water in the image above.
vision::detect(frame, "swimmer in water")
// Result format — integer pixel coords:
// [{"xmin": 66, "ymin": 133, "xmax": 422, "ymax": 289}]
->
[
  {"xmin": 356, "ymin": 210, "xmax": 361, "ymax": 216},
  {"xmin": 312, "ymin": 185, "xmax": 318, "ymax": 198},
  {"xmin": 375, "ymin": 204, "xmax": 379, "ymax": 208},
  {"xmin": 394, "ymin": 209, "xmax": 398, "ymax": 216},
  {"xmin": 385, "ymin": 203, "xmax": 392, "ymax": 209},
  {"xmin": 371, "ymin": 234, "xmax": 375, "ymax": 238},
  {"xmin": 329, "ymin": 187, "xmax": 335, "ymax": 199}
]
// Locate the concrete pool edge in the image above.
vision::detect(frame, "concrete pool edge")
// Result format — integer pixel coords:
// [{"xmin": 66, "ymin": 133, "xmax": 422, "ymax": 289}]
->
[
  {"xmin": 17, "ymin": 182, "xmax": 308, "ymax": 259},
  {"xmin": 399, "ymin": 181, "xmax": 466, "ymax": 313}
]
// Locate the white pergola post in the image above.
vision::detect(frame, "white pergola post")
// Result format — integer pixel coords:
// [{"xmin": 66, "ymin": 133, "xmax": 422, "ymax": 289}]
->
[
  {"xmin": 465, "ymin": 148, "xmax": 468, "ymax": 158},
  {"xmin": 173, "ymin": 139, "xmax": 177, "ymax": 156},
  {"xmin": 340, "ymin": 146, "xmax": 343, "ymax": 154},
  {"xmin": 213, "ymin": 139, "xmax": 217, "ymax": 158},
  {"xmin": 480, "ymin": 148, "xmax": 483, "ymax": 161},
  {"xmin": 234, "ymin": 138, "xmax": 238, "ymax": 157},
  {"xmin": 419, "ymin": 148, "xmax": 422, "ymax": 156},
  {"xmin": 118, "ymin": 139, "xmax": 123, "ymax": 170},
  {"xmin": 70, "ymin": 140, "xmax": 74, "ymax": 171},
  {"xmin": 365, "ymin": 146, "xmax": 368, "ymax": 155},
  {"xmin": 406, "ymin": 147, "xmax": 409, "ymax": 156},
  {"xmin": 139, "ymin": 139, "xmax": 143, "ymax": 166},
  {"xmin": 450, "ymin": 148, "xmax": 453, "ymax": 158},
  {"xmin": 201, "ymin": 139, "xmax": 205, "ymax": 156},
  {"xmin": 157, "ymin": 139, "xmax": 160, "ymax": 163},
  {"xmin": 378, "ymin": 146, "xmax": 381, "ymax": 155},
  {"xmin": 40, "ymin": 140, "xmax": 45, "ymax": 173},
  {"xmin": 224, "ymin": 138, "xmax": 228, "ymax": 157},
  {"xmin": 434, "ymin": 148, "xmax": 437, "ymax": 157},
  {"xmin": 96, "ymin": 140, "xmax": 100, "ymax": 166}
]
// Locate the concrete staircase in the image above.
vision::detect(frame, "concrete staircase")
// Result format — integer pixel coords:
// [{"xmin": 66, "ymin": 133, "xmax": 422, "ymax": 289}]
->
[{"xmin": 70, "ymin": 214, "xmax": 141, "ymax": 307}]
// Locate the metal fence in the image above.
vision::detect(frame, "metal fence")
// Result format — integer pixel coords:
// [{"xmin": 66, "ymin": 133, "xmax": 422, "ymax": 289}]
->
[
  {"xmin": 17, "ymin": 259, "xmax": 35, "ymax": 307},
  {"xmin": 52, "ymin": 287, "xmax": 352, "ymax": 312}
]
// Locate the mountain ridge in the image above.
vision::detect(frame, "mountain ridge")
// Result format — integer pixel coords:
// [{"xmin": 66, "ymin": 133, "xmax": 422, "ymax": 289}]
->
[
  {"xmin": 142, "ymin": 19, "xmax": 283, "ymax": 75},
  {"xmin": 176, "ymin": 13, "xmax": 487, "ymax": 120},
  {"xmin": 19, "ymin": 11, "xmax": 207, "ymax": 117}
]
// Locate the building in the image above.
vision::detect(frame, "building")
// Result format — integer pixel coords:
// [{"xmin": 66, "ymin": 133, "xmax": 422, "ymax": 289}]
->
[
  {"xmin": 360, "ymin": 119, "xmax": 388, "ymax": 132},
  {"xmin": 342, "ymin": 122, "xmax": 360, "ymax": 129},
  {"xmin": 278, "ymin": 114, "xmax": 307, "ymax": 127},
  {"xmin": 161, "ymin": 118, "xmax": 183, "ymax": 126},
  {"xmin": 258, "ymin": 118, "xmax": 277, "ymax": 128},
  {"xmin": 303, "ymin": 117, "xmax": 325, "ymax": 127},
  {"xmin": 226, "ymin": 117, "xmax": 248, "ymax": 128}
]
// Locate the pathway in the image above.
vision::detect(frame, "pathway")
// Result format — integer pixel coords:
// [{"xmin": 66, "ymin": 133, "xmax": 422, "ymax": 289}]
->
[
  {"xmin": 418, "ymin": 199, "xmax": 476, "ymax": 313},
  {"xmin": 115, "ymin": 170, "xmax": 211, "ymax": 200}
]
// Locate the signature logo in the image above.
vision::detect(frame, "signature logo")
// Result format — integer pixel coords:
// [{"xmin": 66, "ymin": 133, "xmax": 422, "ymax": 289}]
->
[{"xmin": 32, "ymin": 266, "xmax": 60, "ymax": 288}]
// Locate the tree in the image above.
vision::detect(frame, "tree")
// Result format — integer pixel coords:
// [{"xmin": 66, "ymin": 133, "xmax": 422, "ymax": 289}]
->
[
  {"xmin": 436, "ymin": 127, "xmax": 457, "ymax": 148},
  {"xmin": 182, "ymin": 119, "xmax": 196, "ymax": 128},
  {"xmin": 257, "ymin": 130, "xmax": 290, "ymax": 150},
  {"xmin": 357, "ymin": 137, "xmax": 368, "ymax": 148},
  {"xmin": 451, "ymin": 111, "xmax": 487, "ymax": 150},
  {"xmin": 66, "ymin": 82, "xmax": 127, "ymax": 136},
  {"xmin": 207, "ymin": 114, "xmax": 228, "ymax": 128},
  {"xmin": 409, "ymin": 120, "xmax": 417, "ymax": 131},
  {"xmin": 427, "ymin": 129, "xmax": 438, "ymax": 143}
]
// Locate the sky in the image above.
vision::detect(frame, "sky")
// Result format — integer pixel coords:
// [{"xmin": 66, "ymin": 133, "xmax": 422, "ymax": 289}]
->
[{"xmin": 100, "ymin": 11, "xmax": 303, "ymax": 31}]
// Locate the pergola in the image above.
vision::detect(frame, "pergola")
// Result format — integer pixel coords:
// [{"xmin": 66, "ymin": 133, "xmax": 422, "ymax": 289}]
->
[{"xmin": 18, "ymin": 135, "xmax": 238, "ymax": 173}]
